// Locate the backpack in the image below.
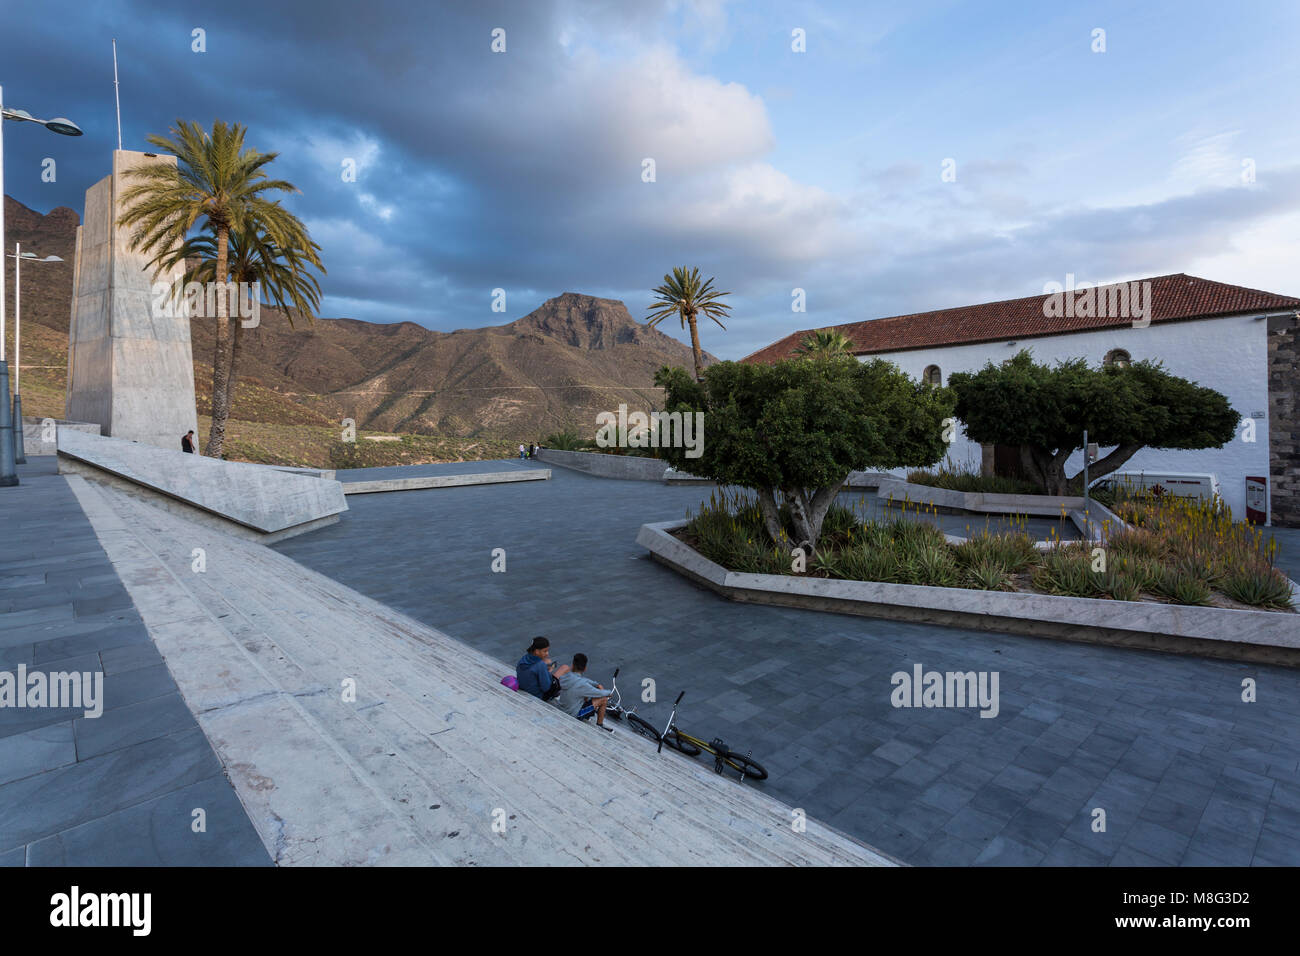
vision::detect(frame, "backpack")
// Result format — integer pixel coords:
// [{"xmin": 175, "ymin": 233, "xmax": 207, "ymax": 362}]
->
[{"xmin": 500, "ymin": 675, "xmax": 519, "ymax": 691}]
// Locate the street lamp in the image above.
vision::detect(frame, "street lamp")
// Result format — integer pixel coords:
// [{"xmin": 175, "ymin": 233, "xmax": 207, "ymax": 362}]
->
[
  {"xmin": 0, "ymin": 85, "xmax": 82, "ymax": 486},
  {"xmin": 6, "ymin": 244, "xmax": 64, "ymax": 464}
]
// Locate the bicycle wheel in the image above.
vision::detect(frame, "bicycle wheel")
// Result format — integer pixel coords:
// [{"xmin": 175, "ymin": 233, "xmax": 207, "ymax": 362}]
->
[
  {"xmin": 664, "ymin": 730, "xmax": 703, "ymax": 757},
  {"xmin": 625, "ymin": 714, "xmax": 661, "ymax": 744},
  {"xmin": 722, "ymin": 752, "xmax": 768, "ymax": 781}
]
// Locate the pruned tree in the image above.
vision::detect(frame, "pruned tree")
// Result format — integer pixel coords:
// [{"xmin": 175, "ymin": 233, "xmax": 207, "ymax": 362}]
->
[
  {"xmin": 948, "ymin": 350, "xmax": 1238, "ymax": 495},
  {"xmin": 655, "ymin": 358, "xmax": 954, "ymax": 552}
]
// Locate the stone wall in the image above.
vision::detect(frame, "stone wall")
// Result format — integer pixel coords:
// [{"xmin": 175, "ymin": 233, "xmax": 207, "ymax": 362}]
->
[
  {"xmin": 1268, "ymin": 312, "xmax": 1299, "ymax": 527},
  {"xmin": 535, "ymin": 447, "xmax": 668, "ymax": 481}
]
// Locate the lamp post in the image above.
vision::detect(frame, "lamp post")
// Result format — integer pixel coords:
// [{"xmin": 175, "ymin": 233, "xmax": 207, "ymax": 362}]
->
[
  {"xmin": 0, "ymin": 86, "xmax": 83, "ymax": 486},
  {"xmin": 7, "ymin": 244, "xmax": 64, "ymax": 464}
]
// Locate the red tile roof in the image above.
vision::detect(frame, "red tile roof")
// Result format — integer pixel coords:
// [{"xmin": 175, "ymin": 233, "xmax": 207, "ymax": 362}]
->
[{"xmin": 742, "ymin": 274, "xmax": 1300, "ymax": 365}]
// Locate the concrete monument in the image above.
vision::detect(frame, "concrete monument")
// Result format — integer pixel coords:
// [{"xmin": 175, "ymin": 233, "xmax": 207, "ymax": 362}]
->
[{"xmin": 66, "ymin": 150, "xmax": 198, "ymax": 450}]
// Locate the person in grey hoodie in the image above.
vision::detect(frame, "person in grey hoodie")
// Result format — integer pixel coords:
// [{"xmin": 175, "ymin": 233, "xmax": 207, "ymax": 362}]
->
[{"xmin": 555, "ymin": 653, "xmax": 614, "ymax": 729}]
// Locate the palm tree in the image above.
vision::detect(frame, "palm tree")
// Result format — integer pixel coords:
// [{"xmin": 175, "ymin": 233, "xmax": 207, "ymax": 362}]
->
[
  {"xmin": 175, "ymin": 224, "xmax": 325, "ymax": 435},
  {"xmin": 646, "ymin": 266, "xmax": 731, "ymax": 381},
  {"xmin": 117, "ymin": 119, "xmax": 312, "ymax": 458},
  {"xmin": 793, "ymin": 328, "xmax": 855, "ymax": 359}
]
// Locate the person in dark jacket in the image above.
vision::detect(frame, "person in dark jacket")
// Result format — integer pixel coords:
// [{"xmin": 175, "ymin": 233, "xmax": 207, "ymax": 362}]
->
[
  {"xmin": 515, "ymin": 636, "xmax": 569, "ymax": 700},
  {"xmin": 181, "ymin": 430, "xmax": 196, "ymax": 453}
]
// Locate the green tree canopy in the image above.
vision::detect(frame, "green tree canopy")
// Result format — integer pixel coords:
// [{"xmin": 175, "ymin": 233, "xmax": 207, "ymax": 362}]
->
[
  {"xmin": 655, "ymin": 358, "xmax": 954, "ymax": 551},
  {"xmin": 118, "ymin": 119, "xmax": 315, "ymax": 459},
  {"xmin": 948, "ymin": 350, "xmax": 1238, "ymax": 495}
]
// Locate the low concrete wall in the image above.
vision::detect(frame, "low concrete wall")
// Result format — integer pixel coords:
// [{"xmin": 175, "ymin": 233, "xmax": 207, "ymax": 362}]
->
[
  {"xmin": 22, "ymin": 418, "xmax": 101, "ymax": 457},
  {"xmin": 638, "ymin": 519, "xmax": 1300, "ymax": 667},
  {"xmin": 536, "ymin": 448, "xmax": 670, "ymax": 481},
  {"xmin": 342, "ymin": 469, "xmax": 550, "ymax": 495},
  {"xmin": 58, "ymin": 429, "xmax": 348, "ymax": 543},
  {"xmin": 876, "ymin": 477, "xmax": 1129, "ymax": 541}
]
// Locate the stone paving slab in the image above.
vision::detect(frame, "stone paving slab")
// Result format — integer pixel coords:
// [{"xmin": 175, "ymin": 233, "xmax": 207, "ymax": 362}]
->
[
  {"xmin": 275, "ymin": 460, "xmax": 1300, "ymax": 866},
  {"xmin": 0, "ymin": 459, "xmax": 269, "ymax": 865},
  {"xmin": 25, "ymin": 775, "xmax": 273, "ymax": 867}
]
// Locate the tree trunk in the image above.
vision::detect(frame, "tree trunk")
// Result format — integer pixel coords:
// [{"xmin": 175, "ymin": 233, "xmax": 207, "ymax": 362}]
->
[
  {"xmin": 221, "ymin": 306, "xmax": 244, "ymax": 436},
  {"xmin": 205, "ymin": 225, "xmax": 231, "ymax": 459},
  {"xmin": 783, "ymin": 481, "xmax": 845, "ymax": 555},
  {"xmin": 687, "ymin": 311, "xmax": 704, "ymax": 381},
  {"xmin": 1066, "ymin": 442, "xmax": 1143, "ymax": 494},
  {"xmin": 756, "ymin": 487, "xmax": 784, "ymax": 545}
]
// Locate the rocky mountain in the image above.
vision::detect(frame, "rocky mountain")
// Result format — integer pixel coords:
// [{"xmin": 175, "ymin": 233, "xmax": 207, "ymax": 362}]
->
[{"xmin": 4, "ymin": 196, "xmax": 715, "ymax": 440}]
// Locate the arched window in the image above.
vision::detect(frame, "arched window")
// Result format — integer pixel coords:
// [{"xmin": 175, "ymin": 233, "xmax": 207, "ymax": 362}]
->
[
  {"xmin": 1104, "ymin": 349, "xmax": 1131, "ymax": 368},
  {"xmin": 922, "ymin": 365, "xmax": 942, "ymax": 386}
]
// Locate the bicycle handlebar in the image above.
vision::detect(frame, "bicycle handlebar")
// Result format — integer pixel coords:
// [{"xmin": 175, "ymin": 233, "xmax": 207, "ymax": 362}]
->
[
  {"xmin": 674, "ymin": 691, "xmax": 685, "ymax": 705},
  {"xmin": 613, "ymin": 668, "xmax": 620, "ymax": 679}
]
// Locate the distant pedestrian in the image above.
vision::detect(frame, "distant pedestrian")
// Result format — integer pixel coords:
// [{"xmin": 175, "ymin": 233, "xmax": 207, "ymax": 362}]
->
[
  {"xmin": 181, "ymin": 430, "xmax": 196, "ymax": 454},
  {"xmin": 518, "ymin": 443, "xmax": 526, "ymax": 460},
  {"xmin": 528, "ymin": 442, "xmax": 536, "ymax": 459}
]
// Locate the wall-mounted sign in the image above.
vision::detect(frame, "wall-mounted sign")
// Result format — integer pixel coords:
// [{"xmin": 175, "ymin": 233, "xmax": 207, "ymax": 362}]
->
[{"xmin": 1245, "ymin": 476, "xmax": 1267, "ymax": 525}]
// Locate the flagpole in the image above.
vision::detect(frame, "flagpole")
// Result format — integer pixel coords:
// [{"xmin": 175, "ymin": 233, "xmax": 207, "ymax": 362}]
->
[{"xmin": 113, "ymin": 39, "xmax": 122, "ymax": 150}]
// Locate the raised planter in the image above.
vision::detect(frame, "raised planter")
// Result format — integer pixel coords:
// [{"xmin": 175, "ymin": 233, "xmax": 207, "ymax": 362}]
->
[{"xmin": 638, "ymin": 519, "xmax": 1300, "ymax": 667}]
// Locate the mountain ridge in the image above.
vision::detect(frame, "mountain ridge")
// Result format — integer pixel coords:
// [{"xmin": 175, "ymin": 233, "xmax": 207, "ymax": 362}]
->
[{"xmin": 3, "ymin": 195, "xmax": 717, "ymax": 441}]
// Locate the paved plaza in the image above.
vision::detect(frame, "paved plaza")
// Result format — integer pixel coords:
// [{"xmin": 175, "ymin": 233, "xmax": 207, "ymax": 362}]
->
[{"xmin": 277, "ymin": 459, "xmax": 1300, "ymax": 866}]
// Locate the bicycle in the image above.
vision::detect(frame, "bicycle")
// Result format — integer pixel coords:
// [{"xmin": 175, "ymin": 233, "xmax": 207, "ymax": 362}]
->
[
  {"xmin": 656, "ymin": 691, "xmax": 768, "ymax": 782},
  {"xmin": 603, "ymin": 670, "xmax": 701, "ymax": 755}
]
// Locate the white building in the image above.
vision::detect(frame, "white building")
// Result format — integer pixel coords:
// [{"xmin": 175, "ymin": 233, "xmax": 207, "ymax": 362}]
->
[{"xmin": 745, "ymin": 274, "xmax": 1300, "ymax": 526}]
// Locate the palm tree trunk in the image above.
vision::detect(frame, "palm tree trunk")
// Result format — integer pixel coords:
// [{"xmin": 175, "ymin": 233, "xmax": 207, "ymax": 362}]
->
[
  {"xmin": 223, "ymin": 305, "xmax": 244, "ymax": 439},
  {"xmin": 687, "ymin": 314, "xmax": 704, "ymax": 381},
  {"xmin": 205, "ymin": 224, "xmax": 231, "ymax": 458}
]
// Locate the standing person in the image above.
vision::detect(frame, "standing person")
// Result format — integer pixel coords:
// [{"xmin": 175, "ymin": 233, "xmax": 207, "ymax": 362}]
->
[
  {"xmin": 518, "ymin": 443, "xmax": 526, "ymax": 460},
  {"xmin": 528, "ymin": 442, "xmax": 536, "ymax": 460},
  {"xmin": 181, "ymin": 430, "xmax": 196, "ymax": 454},
  {"xmin": 515, "ymin": 637, "xmax": 569, "ymax": 701}
]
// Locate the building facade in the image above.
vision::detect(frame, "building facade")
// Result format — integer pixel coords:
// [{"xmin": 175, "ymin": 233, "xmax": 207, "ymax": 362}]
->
[{"xmin": 745, "ymin": 274, "xmax": 1300, "ymax": 526}]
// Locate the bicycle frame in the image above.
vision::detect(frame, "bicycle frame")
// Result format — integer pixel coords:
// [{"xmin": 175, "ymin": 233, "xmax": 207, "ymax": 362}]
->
[
  {"xmin": 655, "ymin": 691, "xmax": 761, "ymax": 782},
  {"xmin": 657, "ymin": 691, "xmax": 686, "ymax": 753}
]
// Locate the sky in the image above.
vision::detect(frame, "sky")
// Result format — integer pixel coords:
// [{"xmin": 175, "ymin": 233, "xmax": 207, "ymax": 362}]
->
[{"xmin": 2, "ymin": 0, "xmax": 1297, "ymax": 360}]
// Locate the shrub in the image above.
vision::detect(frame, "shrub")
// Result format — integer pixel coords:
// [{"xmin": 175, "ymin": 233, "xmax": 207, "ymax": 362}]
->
[
  {"xmin": 542, "ymin": 430, "xmax": 590, "ymax": 451},
  {"xmin": 953, "ymin": 531, "xmax": 1038, "ymax": 573},
  {"xmin": 1033, "ymin": 548, "xmax": 1102, "ymax": 597},
  {"xmin": 1221, "ymin": 565, "xmax": 1295, "ymax": 610},
  {"xmin": 837, "ymin": 545, "xmax": 902, "ymax": 584},
  {"xmin": 1154, "ymin": 566, "xmax": 1212, "ymax": 606},
  {"xmin": 1108, "ymin": 529, "xmax": 1165, "ymax": 562},
  {"xmin": 964, "ymin": 559, "xmax": 1013, "ymax": 591},
  {"xmin": 906, "ymin": 456, "xmax": 1039, "ymax": 495},
  {"xmin": 821, "ymin": 503, "xmax": 862, "ymax": 540},
  {"xmin": 912, "ymin": 543, "xmax": 960, "ymax": 587}
]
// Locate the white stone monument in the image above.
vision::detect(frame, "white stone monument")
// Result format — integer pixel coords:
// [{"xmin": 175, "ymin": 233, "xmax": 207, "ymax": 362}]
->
[{"xmin": 66, "ymin": 149, "xmax": 198, "ymax": 450}]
